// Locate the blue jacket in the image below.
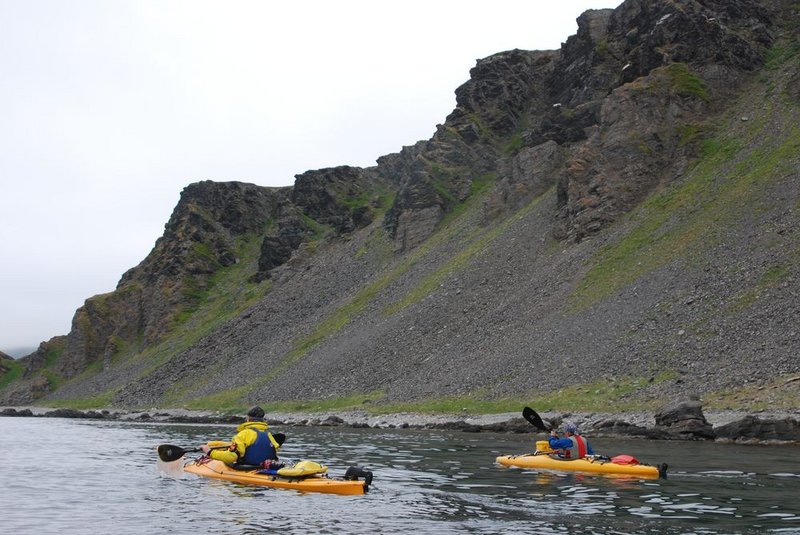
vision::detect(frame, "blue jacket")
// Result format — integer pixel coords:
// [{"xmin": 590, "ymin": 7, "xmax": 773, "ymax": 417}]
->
[{"xmin": 549, "ymin": 434, "xmax": 594, "ymax": 458}]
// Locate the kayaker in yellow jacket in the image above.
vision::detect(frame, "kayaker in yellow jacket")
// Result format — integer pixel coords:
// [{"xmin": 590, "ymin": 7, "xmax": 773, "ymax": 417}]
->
[{"xmin": 200, "ymin": 406, "xmax": 282, "ymax": 466}]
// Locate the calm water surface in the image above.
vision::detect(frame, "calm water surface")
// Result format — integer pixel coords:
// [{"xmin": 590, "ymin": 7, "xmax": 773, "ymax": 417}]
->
[{"xmin": 2, "ymin": 417, "xmax": 799, "ymax": 534}]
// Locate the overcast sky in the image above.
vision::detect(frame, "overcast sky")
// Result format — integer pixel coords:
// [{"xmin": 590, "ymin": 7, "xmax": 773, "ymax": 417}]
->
[{"xmin": 0, "ymin": 0, "xmax": 619, "ymax": 355}]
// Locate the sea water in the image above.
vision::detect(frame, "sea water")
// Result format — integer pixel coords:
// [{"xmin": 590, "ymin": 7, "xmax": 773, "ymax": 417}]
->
[{"xmin": 1, "ymin": 417, "xmax": 798, "ymax": 534}]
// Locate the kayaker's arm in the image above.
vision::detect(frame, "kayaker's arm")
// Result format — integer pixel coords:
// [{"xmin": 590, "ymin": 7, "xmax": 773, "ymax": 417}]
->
[
  {"xmin": 548, "ymin": 437, "xmax": 574, "ymax": 450},
  {"xmin": 201, "ymin": 439, "xmax": 240, "ymax": 464},
  {"xmin": 203, "ymin": 428, "xmax": 259, "ymax": 465},
  {"xmin": 207, "ymin": 446, "xmax": 239, "ymax": 465}
]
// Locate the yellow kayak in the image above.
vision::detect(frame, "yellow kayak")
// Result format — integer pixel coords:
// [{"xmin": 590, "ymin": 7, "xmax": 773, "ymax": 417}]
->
[
  {"xmin": 184, "ymin": 459, "xmax": 372, "ymax": 495},
  {"xmin": 496, "ymin": 453, "xmax": 667, "ymax": 479}
]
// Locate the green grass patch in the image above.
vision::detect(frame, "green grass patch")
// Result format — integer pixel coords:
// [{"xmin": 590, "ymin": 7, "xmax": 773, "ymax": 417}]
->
[
  {"xmin": 633, "ymin": 63, "xmax": 709, "ymax": 102},
  {"xmin": 677, "ymin": 123, "xmax": 705, "ymax": 146},
  {"xmin": 180, "ymin": 275, "xmax": 210, "ymax": 306},
  {"xmin": 664, "ymin": 63, "xmax": 709, "ymax": 102},
  {"xmin": 0, "ymin": 342, "xmax": 65, "ymax": 396},
  {"xmin": 373, "ymin": 394, "xmax": 529, "ymax": 415},
  {"xmin": 340, "ymin": 191, "xmax": 371, "ymax": 210},
  {"xmin": 170, "ymin": 234, "xmax": 269, "ymax": 332},
  {"xmin": 470, "ymin": 172, "xmax": 496, "ymax": 197},
  {"xmin": 266, "ymin": 391, "xmax": 386, "ymax": 413},
  {"xmin": 705, "ymin": 374, "xmax": 800, "ymax": 411},
  {"xmin": 595, "ymin": 39, "xmax": 610, "ymax": 59},
  {"xmin": 518, "ymin": 374, "xmax": 673, "ymax": 413},
  {"xmin": 369, "ymin": 374, "xmax": 675, "ymax": 415},
  {"xmin": 43, "ymin": 345, "xmax": 65, "ymax": 368},
  {"xmin": 47, "ymin": 390, "xmax": 117, "ymax": 410},
  {"xmin": 724, "ymin": 288, "xmax": 760, "ymax": 314},
  {"xmin": 0, "ymin": 359, "xmax": 25, "ymax": 390},
  {"xmin": 41, "ymin": 370, "xmax": 64, "ymax": 391},
  {"xmin": 341, "ymin": 184, "xmax": 394, "ymax": 216},
  {"xmin": 764, "ymin": 44, "xmax": 799, "ymax": 71},
  {"xmin": 191, "ymin": 242, "xmax": 223, "ymax": 268},
  {"xmin": 301, "ymin": 213, "xmax": 332, "ymax": 241},
  {"xmin": 181, "ymin": 386, "xmax": 252, "ymax": 413},
  {"xmin": 436, "ymin": 173, "xmax": 496, "ymax": 228},
  {"xmin": 761, "ymin": 264, "xmax": 789, "ymax": 285},
  {"xmin": 430, "ymin": 178, "xmax": 457, "ymax": 205},
  {"xmin": 466, "ymin": 113, "xmax": 494, "ymax": 141},
  {"xmin": 502, "ymin": 131, "xmax": 524, "ymax": 154}
]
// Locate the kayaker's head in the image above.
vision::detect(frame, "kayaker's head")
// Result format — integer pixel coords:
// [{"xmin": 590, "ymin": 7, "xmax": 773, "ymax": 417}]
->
[
  {"xmin": 563, "ymin": 421, "xmax": 578, "ymax": 435},
  {"xmin": 246, "ymin": 405, "xmax": 266, "ymax": 422}
]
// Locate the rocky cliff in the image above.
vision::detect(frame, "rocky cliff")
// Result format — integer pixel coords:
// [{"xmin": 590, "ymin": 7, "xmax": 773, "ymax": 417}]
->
[{"xmin": 3, "ymin": 0, "xmax": 798, "ymax": 413}]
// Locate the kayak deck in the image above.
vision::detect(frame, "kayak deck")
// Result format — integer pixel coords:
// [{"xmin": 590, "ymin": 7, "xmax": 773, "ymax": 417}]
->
[
  {"xmin": 497, "ymin": 454, "xmax": 667, "ymax": 479},
  {"xmin": 184, "ymin": 459, "xmax": 371, "ymax": 495}
]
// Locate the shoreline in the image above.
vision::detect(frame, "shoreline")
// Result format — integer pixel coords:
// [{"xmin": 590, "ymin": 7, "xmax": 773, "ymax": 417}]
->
[{"xmin": 3, "ymin": 405, "xmax": 799, "ymax": 444}]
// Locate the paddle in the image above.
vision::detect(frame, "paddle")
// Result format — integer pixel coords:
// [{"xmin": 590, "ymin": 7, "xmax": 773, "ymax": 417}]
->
[
  {"xmin": 157, "ymin": 432, "xmax": 286, "ymax": 462},
  {"xmin": 522, "ymin": 406, "xmax": 551, "ymax": 432},
  {"xmin": 157, "ymin": 444, "xmax": 210, "ymax": 462}
]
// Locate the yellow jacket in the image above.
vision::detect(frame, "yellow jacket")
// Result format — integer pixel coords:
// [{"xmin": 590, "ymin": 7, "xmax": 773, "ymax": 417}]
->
[{"xmin": 207, "ymin": 421, "xmax": 280, "ymax": 465}]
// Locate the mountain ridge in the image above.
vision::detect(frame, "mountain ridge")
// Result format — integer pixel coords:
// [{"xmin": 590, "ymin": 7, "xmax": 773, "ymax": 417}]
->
[{"xmin": 3, "ymin": 0, "xmax": 798, "ymax": 413}]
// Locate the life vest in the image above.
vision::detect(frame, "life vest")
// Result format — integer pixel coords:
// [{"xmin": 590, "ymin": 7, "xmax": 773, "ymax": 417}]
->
[
  {"xmin": 241, "ymin": 430, "xmax": 278, "ymax": 465},
  {"xmin": 561, "ymin": 434, "xmax": 589, "ymax": 459}
]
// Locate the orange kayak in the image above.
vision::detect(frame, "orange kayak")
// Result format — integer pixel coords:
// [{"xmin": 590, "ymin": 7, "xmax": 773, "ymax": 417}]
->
[{"xmin": 184, "ymin": 459, "xmax": 372, "ymax": 495}]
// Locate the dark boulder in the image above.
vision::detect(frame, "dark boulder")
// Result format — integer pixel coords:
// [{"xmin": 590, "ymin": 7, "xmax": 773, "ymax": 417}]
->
[
  {"xmin": 428, "ymin": 420, "xmax": 483, "ymax": 433},
  {"xmin": 0, "ymin": 408, "xmax": 34, "ymax": 417},
  {"xmin": 714, "ymin": 416, "xmax": 800, "ymax": 442},
  {"xmin": 480, "ymin": 418, "xmax": 532, "ymax": 434},
  {"xmin": 319, "ymin": 415, "xmax": 345, "ymax": 426},
  {"xmin": 654, "ymin": 399, "xmax": 715, "ymax": 439},
  {"xmin": 43, "ymin": 408, "xmax": 96, "ymax": 419}
]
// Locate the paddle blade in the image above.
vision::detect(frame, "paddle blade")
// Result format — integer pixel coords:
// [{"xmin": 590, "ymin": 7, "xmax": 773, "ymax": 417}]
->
[
  {"xmin": 157, "ymin": 444, "xmax": 192, "ymax": 462},
  {"xmin": 273, "ymin": 432, "xmax": 286, "ymax": 446},
  {"xmin": 522, "ymin": 407, "xmax": 550, "ymax": 432}
]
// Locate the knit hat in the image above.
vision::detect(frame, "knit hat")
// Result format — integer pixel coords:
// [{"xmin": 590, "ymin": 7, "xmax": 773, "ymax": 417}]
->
[{"xmin": 247, "ymin": 405, "xmax": 265, "ymax": 420}]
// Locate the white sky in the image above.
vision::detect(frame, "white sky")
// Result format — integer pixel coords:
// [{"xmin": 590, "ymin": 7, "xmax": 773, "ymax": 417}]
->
[{"xmin": 0, "ymin": 0, "xmax": 618, "ymax": 354}]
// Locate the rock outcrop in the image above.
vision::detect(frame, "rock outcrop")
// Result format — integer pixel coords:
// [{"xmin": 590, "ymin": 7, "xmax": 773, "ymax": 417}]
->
[
  {"xmin": 53, "ymin": 181, "xmax": 285, "ymax": 379},
  {"xmin": 654, "ymin": 399, "xmax": 716, "ymax": 439},
  {"xmin": 715, "ymin": 415, "xmax": 800, "ymax": 442},
  {"xmin": 0, "ymin": 351, "xmax": 12, "ymax": 372}
]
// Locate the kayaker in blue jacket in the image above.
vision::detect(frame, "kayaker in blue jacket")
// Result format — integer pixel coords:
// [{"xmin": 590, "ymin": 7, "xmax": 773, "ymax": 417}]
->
[
  {"xmin": 548, "ymin": 421, "xmax": 594, "ymax": 459},
  {"xmin": 200, "ymin": 405, "xmax": 282, "ymax": 466}
]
